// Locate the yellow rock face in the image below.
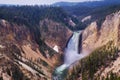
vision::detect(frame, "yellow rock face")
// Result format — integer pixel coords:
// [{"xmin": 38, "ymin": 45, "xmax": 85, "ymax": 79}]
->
[{"xmin": 82, "ymin": 11, "xmax": 120, "ymax": 52}]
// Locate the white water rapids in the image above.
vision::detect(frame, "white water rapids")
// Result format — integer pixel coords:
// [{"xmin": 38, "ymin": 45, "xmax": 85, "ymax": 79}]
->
[{"xmin": 53, "ymin": 31, "xmax": 87, "ymax": 80}]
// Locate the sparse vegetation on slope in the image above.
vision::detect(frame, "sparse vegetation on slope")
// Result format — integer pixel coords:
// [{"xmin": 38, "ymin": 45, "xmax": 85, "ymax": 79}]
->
[
  {"xmin": 66, "ymin": 41, "xmax": 118, "ymax": 80},
  {"xmin": 105, "ymin": 72, "xmax": 120, "ymax": 80}
]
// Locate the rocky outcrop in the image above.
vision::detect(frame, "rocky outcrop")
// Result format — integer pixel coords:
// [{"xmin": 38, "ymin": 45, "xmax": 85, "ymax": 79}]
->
[
  {"xmin": 81, "ymin": 11, "xmax": 120, "ymax": 79},
  {"xmin": 82, "ymin": 11, "xmax": 120, "ymax": 52},
  {"xmin": 0, "ymin": 18, "xmax": 72, "ymax": 80},
  {"xmin": 40, "ymin": 19, "xmax": 72, "ymax": 53},
  {"xmin": 66, "ymin": 11, "xmax": 120, "ymax": 80},
  {"xmin": 99, "ymin": 52, "xmax": 120, "ymax": 79},
  {"xmin": 0, "ymin": 19, "xmax": 31, "ymax": 43}
]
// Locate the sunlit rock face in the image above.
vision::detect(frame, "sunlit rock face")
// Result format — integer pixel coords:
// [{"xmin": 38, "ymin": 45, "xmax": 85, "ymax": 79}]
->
[
  {"xmin": 40, "ymin": 19, "xmax": 72, "ymax": 53},
  {"xmin": 79, "ymin": 11, "xmax": 120, "ymax": 79},
  {"xmin": 0, "ymin": 19, "xmax": 31, "ymax": 43},
  {"xmin": 82, "ymin": 11, "xmax": 120, "ymax": 52},
  {"xmin": 0, "ymin": 19, "xmax": 69, "ymax": 80}
]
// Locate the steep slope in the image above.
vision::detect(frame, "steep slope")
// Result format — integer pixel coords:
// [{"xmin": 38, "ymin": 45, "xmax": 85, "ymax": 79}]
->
[
  {"xmin": 0, "ymin": 19, "xmax": 72, "ymax": 80},
  {"xmin": 0, "ymin": 6, "xmax": 73, "ymax": 80},
  {"xmin": 0, "ymin": 19, "xmax": 53, "ymax": 80},
  {"xmin": 66, "ymin": 10, "xmax": 120, "ymax": 80},
  {"xmin": 82, "ymin": 11, "xmax": 119, "ymax": 51},
  {"xmin": 40, "ymin": 19, "xmax": 72, "ymax": 53},
  {"xmin": 1, "ymin": 2, "xmax": 120, "ymax": 80}
]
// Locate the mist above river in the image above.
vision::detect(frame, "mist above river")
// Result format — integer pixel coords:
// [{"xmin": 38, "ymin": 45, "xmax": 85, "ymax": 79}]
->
[{"xmin": 53, "ymin": 31, "xmax": 88, "ymax": 80}]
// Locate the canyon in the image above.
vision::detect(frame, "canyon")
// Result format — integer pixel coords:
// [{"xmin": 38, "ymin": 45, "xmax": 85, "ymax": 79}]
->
[{"xmin": 0, "ymin": 1, "xmax": 120, "ymax": 80}]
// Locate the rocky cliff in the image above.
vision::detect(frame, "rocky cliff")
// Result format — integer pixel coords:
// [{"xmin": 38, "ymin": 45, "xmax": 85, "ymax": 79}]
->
[
  {"xmin": 82, "ymin": 11, "xmax": 120, "ymax": 52},
  {"xmin": 0, "ymin": 19, "xmax": 72, "ymax": 80},
  {"xmin": 82, "ymin": 11, "xmax": 120, "ymax": 79},
  {"xmin": 40, "ymin": 19, "xmax": 72, "ymax": 53},
  {"xmin": 66, "ymin": 11, "xmax": 120, "ymax": 80}
]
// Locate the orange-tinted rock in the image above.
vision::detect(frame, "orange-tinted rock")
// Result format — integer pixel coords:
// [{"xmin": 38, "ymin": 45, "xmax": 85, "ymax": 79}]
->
[{"xmin": 40, "ymin": 19, "xmax": 72, "ymax": 53}]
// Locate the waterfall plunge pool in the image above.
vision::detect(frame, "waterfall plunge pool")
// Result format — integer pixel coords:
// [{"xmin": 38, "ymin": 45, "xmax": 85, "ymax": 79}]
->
[{"xmin": 52, "ymin": 31, "xmax": 87, "ymax": 80}]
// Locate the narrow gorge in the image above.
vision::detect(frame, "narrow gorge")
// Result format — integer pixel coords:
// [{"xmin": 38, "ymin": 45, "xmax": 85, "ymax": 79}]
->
[{"xmin": 53, "ymin": 31, "xmax": 88, "ymax": 80}]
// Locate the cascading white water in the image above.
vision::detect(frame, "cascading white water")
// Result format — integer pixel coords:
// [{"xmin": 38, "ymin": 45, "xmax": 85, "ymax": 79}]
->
[{"xmin": 53, "ymin": 31, "xmax": 87, "ymax": 80}]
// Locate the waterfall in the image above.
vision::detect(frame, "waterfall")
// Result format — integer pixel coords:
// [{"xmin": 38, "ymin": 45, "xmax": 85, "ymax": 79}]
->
[{"xmin": 52, "ymin": 31, "xmax": 87, "ymax": 80}]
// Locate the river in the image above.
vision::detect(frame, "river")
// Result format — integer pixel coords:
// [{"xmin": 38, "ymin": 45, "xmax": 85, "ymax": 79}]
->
[{"xmin": 52, "ymin": 31, "xmax": 87, "ymax": 80}]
